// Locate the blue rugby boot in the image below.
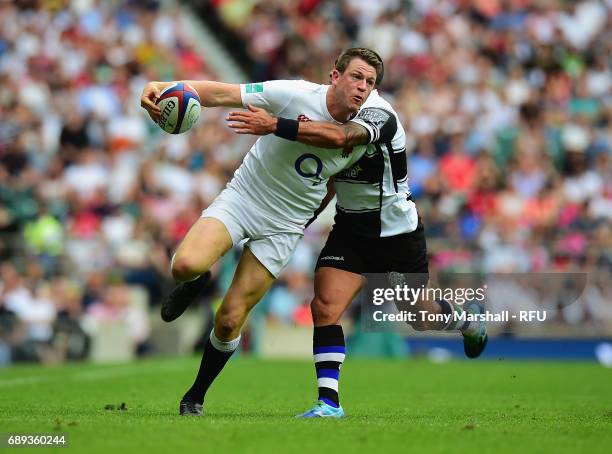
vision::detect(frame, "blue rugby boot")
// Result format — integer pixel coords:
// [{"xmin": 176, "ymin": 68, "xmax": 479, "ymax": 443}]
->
[
  {"xmin": 462, "ymin": 302, "xmax": 488, "ymax": 359},
  {"xmin": 296, "ymin": 400, "xmax": 345, "ymax": 419}
]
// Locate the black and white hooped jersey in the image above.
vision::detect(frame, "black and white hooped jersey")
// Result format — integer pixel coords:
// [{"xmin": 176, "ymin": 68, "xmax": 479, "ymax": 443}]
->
[{"xmin": 333, "ymin": 91, "xmax": 418, "ymax": 237}]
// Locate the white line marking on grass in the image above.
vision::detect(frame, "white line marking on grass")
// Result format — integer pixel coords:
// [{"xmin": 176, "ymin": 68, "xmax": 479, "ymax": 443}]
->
[
  {"xmin": 0, "ymin": 360, "xmax": 190, "ymax": 386},
  {"xmin": 73, "ymin": 360, "xmax": 188, "ymax": 381},
  {"xmin": 0, "ymin": 376, "xmax": 48, "ymax": 387}
]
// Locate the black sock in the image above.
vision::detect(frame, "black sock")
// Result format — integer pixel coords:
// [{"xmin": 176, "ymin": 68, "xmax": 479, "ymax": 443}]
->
[
  {"xmin": 313, "ymin": 325, "xmax": 346, "ymax": 408},
  {"xmin": 182, "ymin": 330, "xmax": 240, "ymax": 404}
]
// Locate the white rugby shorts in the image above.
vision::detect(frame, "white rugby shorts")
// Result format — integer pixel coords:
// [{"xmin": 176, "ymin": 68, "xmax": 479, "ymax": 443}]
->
[{"xmin": 201, "ymin": 186, "xmax": 303, "ymax": 277}]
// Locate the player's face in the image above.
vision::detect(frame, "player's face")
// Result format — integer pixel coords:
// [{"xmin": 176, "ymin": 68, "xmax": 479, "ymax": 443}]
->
[{"xmin": 332, "ymin": 58, "xmax": 378, "ymax": 113}]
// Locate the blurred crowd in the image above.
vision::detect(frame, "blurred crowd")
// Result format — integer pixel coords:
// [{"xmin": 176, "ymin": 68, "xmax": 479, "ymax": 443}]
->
[
  {"xmin": 0, "ymin": 0, "xmax": 233, "ymax": 364},
  {"xmin": 205, "ymin": 0, "xmax": 612, "ymax": 311},
  {"xmin": 1, "ymin": 0, "xmax": 611, "ymax": 364}
]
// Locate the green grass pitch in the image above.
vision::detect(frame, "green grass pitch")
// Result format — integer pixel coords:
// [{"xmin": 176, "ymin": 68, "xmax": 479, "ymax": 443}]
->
[{"xmin": 1, "ymin": 356, "xmax": 611, "ymax": 453}]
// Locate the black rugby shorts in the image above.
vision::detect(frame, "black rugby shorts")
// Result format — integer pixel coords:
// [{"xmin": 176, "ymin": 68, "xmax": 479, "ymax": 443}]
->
[{"xmin": 315, "ymin": 219, "xmax": 429, "ymax": 275}]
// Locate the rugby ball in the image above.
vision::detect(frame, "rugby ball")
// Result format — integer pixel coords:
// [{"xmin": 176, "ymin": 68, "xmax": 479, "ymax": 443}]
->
[{"xmin": 156, "ymin": 82, "xmax": 201, "ymax": 134}]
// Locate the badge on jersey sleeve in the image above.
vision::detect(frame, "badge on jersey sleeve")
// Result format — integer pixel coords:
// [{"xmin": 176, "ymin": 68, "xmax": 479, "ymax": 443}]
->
[
  {"xmin": 356, "ymin": 108, "xmax": 391, "ymax": 127},
  {"xmin": 245, "ymin": 83, "xmax": 264, "ymax": 93},
  {"xmin": 355, "ymin": 108, "xmax": 396, "ymax": 143}
]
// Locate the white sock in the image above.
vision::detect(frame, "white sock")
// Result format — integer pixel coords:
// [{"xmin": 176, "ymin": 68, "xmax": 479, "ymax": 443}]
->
[{"xmin": 209, "ymin": 329, "xmax": 241, "ymax": 353}]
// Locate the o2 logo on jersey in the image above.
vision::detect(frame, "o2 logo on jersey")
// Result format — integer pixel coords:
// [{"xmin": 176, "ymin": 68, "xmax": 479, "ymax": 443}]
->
[{"xmin": 294, "ymin": 153, "xmax": 323, "ymax": 186}]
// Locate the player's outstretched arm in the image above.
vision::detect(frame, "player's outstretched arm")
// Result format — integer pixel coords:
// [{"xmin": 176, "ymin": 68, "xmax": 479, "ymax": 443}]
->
[
  {"xmin": 226, "ymin": 104, "xmax": 370, "ymax": 149},
  {"xmin": 141, "ymin": 80, "xmax": 242, "ymax": 122}
]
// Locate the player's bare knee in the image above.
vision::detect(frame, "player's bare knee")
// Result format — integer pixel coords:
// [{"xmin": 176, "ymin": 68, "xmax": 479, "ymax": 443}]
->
[
  {"xmin": 171, "ymin": 254, "xmax": 206, "ymax": 282},
  {"xmin": 311, "ymin": 296, "xmax": 340, "ymax": 325}
]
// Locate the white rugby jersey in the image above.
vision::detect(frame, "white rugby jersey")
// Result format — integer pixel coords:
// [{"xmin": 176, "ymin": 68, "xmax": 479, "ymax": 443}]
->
[
  {"xmin": 229, "ymin": 80, "xmax": 367, "ymax": 232},
  {"xmin": 334, "ymin": 91, "xmax": 419, "ymax": 237}
]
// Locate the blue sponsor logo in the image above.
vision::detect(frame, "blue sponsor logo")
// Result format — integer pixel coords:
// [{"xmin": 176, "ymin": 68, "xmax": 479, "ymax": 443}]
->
[{"xmin": 294, "ymin": 153, "xmax": 323, "ymax": 185}]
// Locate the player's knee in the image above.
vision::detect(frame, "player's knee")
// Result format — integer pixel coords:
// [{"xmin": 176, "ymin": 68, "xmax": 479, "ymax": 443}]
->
[
  {"xmin": 171, "ymin": 254, "xmax": 206, "ymax": 282},
  {"xmin": 311, "ymin": 296, "xmax": 340, "ymax": 325}
]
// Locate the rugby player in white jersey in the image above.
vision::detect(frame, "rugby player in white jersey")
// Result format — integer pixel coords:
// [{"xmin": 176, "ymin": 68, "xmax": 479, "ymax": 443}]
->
[
  {"xmin": 140, "ymin": 48, "xmax": 387, "ymax": 416},
  {"xmin": 226, "ymin": 65, "xmax": 488, "ymax": 419}
]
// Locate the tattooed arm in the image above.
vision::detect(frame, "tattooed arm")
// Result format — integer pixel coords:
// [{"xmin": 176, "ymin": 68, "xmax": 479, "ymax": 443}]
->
[
  {"xmin": 226, "ymin": 104, "xmax": 371, "ymax": 148},
  {"xmin": 293, "ymin": 120, "xmax": 370, "ymax": 149}
]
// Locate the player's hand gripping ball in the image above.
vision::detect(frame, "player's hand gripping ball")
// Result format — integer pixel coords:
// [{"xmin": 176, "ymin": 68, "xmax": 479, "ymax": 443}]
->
[{"xmin": 156, "ymin": 82, "xmax": 201, "ymax": 134}]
